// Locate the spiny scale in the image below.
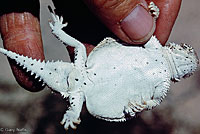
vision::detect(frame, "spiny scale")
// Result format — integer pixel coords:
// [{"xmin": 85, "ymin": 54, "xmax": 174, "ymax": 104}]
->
[{"xmin": 0, "ymin": 48, "xmax": 73, "ymax": 93}]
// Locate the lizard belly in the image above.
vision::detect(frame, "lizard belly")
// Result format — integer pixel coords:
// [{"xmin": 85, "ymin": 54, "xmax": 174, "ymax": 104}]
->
[{"xmin": 84, "ymin": 45, "xmax": 170, "ymax": 120}]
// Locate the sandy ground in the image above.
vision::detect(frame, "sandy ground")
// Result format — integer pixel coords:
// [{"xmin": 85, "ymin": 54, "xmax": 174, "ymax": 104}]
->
[{"xmin": 0, "ymin": 0, "xmax": 200, "ymax": 134}]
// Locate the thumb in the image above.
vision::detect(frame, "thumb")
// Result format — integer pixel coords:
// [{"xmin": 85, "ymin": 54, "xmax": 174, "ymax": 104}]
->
[{"xmin": 83, "ymin": 0, "xmax": 155, "ymax": 44}]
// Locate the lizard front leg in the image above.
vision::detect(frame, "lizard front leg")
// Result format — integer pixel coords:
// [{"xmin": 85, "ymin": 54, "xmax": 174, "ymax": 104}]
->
[
  {"xmin": 61, "ymin": 91, "xmax": 85, "ymax": 130},
  {"xmin": 144, "ymin": 80, "xmax": 170, "ymax": 110},
  {"xmin": 148, "ymin": 2, "xmax": 160, "ymax": 19}
]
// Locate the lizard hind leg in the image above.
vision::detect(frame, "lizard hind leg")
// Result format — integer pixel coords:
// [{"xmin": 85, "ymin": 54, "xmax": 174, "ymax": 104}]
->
[{"xmin": 48, "ymin": 8, "xmax": 87, "ymax": 70}]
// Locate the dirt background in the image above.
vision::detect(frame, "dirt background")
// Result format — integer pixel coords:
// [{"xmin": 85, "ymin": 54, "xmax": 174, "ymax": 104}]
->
[{"xmin": 0, "ymin": 0, "xmax": 200, "ymax": 134}]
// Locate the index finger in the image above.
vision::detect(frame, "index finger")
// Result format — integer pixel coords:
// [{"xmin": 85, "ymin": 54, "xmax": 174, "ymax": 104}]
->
[{"xmin": 148, "ymin": 0, "xmax": 182, "ymax": 45}]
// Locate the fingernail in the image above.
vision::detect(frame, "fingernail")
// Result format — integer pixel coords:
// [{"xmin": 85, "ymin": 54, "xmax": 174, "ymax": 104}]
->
[{"xmin": 121, "ymin": 5, "xmax": 155, "ymax": 43}]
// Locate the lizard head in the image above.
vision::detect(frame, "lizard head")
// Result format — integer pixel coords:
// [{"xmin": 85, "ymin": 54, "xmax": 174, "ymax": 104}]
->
[{"xmin": 166, "ymin": 42, "xmax": 199, "ymax": 82}]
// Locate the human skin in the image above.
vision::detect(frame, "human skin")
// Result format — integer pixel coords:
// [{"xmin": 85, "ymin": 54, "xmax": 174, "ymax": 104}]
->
[
  {"xmin": 0, "ymin": 0, "xmax": 45, "ymax": 92},
  {"xmin": 83, "ymin": 0, "xmax": 182, "ymax": 45},
  {"xmin": 0, "ymin": 0, "xmax": 182, "ymax": 92}
]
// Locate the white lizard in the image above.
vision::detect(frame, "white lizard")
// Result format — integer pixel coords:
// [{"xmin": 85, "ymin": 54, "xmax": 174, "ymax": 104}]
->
[{"xmin": 0, "ymin": 2, "xmax": 198, "ymax": 131}]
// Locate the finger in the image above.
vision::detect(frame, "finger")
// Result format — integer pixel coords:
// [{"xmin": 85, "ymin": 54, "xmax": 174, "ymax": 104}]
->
[
  {"xmin": 83, "ymin": 0, "xmax": 155, "ymax": 45},
  {"xmin": 83, "ymin": 0, "xmax": 182, "ymax": 45},
  {"xmin": 147, "ymin": 0, "xmax": 182, "ymax": 45},
  {"xmin": 0, "ymin": 12, "xmax": 45, "ymax": 92}
]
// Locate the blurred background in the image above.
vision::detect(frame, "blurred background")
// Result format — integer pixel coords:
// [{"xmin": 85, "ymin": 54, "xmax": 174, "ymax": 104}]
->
[{"xmin": 0, "ymin": 0, "xmax": 200, "ymax": 134}]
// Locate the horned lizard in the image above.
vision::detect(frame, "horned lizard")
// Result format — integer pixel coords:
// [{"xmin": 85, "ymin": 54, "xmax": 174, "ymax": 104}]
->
[{"xmin": 0, "ymin": 2, "xmax": 198, "ymax": 130}]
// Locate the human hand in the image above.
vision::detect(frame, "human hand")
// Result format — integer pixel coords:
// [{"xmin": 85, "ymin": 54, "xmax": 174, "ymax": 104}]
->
[
  {"xmin": 0, "ymin": 0, "xmax": 182, "ymax": 92},
  {"xmin": 83, "ymin": 0, "xmax": 182, "ymax": 45},
  {"xmin": 68, "ymin": 0, "xmax": 182, "ymax": 60}
]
